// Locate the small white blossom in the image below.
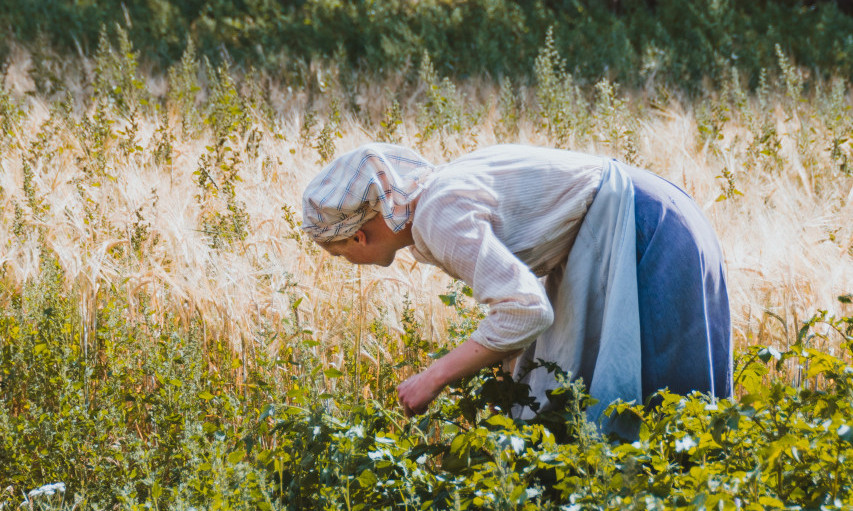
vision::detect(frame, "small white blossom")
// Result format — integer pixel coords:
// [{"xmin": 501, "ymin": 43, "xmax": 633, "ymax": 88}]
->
[
  {"xmin": 368, "ymin": 448, "xmax": 391, "ymax": 461},
  {"xmin": 346, "ymin": 425, "xmax": 365, "ymax": 439},
  {"xmin": 21, "ymin": 482, "xmax": 66, "ymax": 506},
  {"xmin": 510, "ymin": 436, "xmax": 525, "ymax": 455},
  {"xmin": 675, "ymin": 436, "xmax": 697, "ymax": 453}
]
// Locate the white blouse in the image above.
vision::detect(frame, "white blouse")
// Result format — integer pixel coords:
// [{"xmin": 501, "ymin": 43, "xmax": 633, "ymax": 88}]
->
[{"xmin": 409, "ymin": 145, "xmax": 604, "ymax": 352}]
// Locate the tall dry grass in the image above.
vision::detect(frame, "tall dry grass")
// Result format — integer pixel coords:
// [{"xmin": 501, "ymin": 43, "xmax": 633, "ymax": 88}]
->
[{"xmin": 0, "ymin": 45, "xmax": 850, "ymax": 383}]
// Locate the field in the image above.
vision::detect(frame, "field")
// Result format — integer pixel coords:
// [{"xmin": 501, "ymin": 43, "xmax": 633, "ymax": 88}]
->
[{"xmin": 1, "ymin": 13, "xmax": 852, "ymax": 511}]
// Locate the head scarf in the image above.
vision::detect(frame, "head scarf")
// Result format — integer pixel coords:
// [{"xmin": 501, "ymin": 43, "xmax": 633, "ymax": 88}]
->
[{"xmin": 301, "ymin": 143, "xmax": 435, "ymax": 243}]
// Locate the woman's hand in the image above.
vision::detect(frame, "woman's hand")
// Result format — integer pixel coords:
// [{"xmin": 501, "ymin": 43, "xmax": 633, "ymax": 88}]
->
[
  {"xmin": 397, "ymin": 370, "xmax": 444, "ymax": 417},
  {"xmin": 395, "ymin": 339, "xmax": 518, "ymax": 417}
]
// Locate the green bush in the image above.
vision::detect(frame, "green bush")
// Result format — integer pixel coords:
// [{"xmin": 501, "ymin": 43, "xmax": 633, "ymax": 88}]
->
[
  {"xmin": 2, "ymin": 256, "xmax": 852, "ymax": 509},
  {"xmin": 3, "ymin": 0, "xmax": 852, "ymax": 89}
]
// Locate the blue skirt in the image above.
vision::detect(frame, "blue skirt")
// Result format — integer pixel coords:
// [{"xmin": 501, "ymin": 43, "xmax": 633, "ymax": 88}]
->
[{"xmin": 625, "ymin": 165, "xmax": 733, "ymax": 399}]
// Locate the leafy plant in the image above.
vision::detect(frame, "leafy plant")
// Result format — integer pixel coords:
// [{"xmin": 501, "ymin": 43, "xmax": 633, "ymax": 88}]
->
[{"xmin": 533, "ymin": 27, "xmax": 588, "ymax": 148}]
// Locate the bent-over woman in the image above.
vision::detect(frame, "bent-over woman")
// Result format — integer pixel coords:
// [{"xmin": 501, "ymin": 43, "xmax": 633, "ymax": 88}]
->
[{"xmin": 301, "ymin": 143, "xmax": 732, "ymax": 431}]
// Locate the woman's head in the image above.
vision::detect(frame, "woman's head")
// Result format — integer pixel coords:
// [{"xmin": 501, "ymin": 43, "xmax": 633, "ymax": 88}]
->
[
  {"xmin": 301, "ymin": 143, "xmax": 435, "ymax": 243},
  {"xmin": 316, "ymin": 213, "xmax": 410, "ymax": 267}
]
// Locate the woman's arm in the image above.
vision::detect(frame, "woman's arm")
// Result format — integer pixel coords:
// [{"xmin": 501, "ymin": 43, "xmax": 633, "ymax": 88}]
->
[
  {"xmin": 398, "ymin": 192, "xmax": 552, "ymax": 417},
  {"xmin": 396, "ymin": 339, "xmax": 520, "ymax": 417}
]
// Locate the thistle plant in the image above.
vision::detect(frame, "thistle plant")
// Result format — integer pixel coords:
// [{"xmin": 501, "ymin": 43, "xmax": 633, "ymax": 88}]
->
[
  {"xmin": 495, "ymin": 77, "xmax": 521, "ymax": 142},
  {"xmin": 818, "ymin": 78, "xmax": 852, "ymax": 177},
  {"xmin": 93, "ymin": 25, "xmax": 148, "ymax": 118},
  {"xmin": 377, "ymin": 98, "xmax": 403, "ymax": 144},
  {"xmin": 533, "ymin": 27, "xmax": 588, "ymax": 148},
  {"xmin": 314, "ymin": 97, "xmax": 342, "ymax": 164},
  {"xmin": 592, "ymin": 78, "xmax": 641, "ymax": 165},
  {"xmin": 167, "ymin": 38, "xmax": 202, "ymax": 137},
  {"xmin": 0, "ymin": 80, "xmax": 23, "ymax": 148},
  {"xmin": 415, "ymin": 52, "xmax": 473, "ymax": 153}
]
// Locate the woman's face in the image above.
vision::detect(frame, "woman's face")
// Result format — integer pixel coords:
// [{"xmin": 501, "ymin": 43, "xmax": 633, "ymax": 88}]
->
[{"xmin": 321, "ymin": 235, "xmax": 397, "ymax": 267}]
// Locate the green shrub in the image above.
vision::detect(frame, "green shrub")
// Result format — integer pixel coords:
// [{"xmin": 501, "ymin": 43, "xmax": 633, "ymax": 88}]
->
[
  {"xmin": 3, "ymin": 1, "xmax": 852, "ymax": 90},
  {"xmin": 2, "ymin": 258, "xmax": 851, "ymax": 509}
]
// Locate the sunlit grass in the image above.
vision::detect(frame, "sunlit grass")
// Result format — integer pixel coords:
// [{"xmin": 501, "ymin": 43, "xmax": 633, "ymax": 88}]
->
[{"xmin": 0, "ymin": 36, "xmax": 851, "ymax": 508}]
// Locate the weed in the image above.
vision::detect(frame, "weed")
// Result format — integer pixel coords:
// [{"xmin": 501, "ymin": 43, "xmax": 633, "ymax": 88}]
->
[
  {"xmin": 313, "ymin": 98, "xmax": 341, "ymax": 164},
  {"xmin": 93, "ymin": 25, "xmax": 149, "ymax": 118},
  {"xmin": 0, "ymin": 81, "xmax": 23, "ymax": 147},
  {"xmin": 298, "ymin": 108, "xmax": 317, "ymax": 148},
  {"xmin": 533, "ymin": 27, "xmax": 588, "ymax": 148},
  {"xmin": 819, "ymin": 78, "xmax": 853, "ymax": 177},
  {"xmin": 415, "ymin": 52, "xmax": 474, "ymax": 153},
  {"xmin": 494, "ymin": 77, "xmax": 520, "ymax": 142},
  {"xmin": 593, "ymin": 78, "xmax": 641, "ymax": 165},
  {"xmin": 167, "ymin": 38, "xmax": 202, "ymax": 137},
  {"xmin": 377, "ymin": 98, "xmax": 403, "ymax": 144}
]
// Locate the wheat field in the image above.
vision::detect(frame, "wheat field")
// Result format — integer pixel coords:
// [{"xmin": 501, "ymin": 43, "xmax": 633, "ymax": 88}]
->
[{"xmin": 0, "ymin": 42, "xmax": 851, "ymax": 387}]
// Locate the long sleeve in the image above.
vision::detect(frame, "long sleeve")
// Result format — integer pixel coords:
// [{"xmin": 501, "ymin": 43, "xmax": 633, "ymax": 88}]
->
[{"xmin": 411, "ymin": 191, "xmax": 554, "ymax": 352}]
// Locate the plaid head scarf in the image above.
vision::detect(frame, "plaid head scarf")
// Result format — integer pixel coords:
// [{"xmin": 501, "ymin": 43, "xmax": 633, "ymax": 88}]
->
[{"xmin": 301, "ymin": 143, "xmax": 435, "ymax": 243}]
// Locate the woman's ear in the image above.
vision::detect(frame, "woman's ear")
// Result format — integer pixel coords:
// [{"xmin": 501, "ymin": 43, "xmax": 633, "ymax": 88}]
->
[{"xmin": 351, "ymin": 229, "xmax": 367, "ymax": 246}]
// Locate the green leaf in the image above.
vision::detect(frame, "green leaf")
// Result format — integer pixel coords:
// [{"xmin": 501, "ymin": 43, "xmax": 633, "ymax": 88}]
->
[
  {"xmin": 198, "ymin": 391, "xmax": 214, "ymax": 401},
  {"xmin": 758, "ymin": 496, "xmax": 785, "ymax": 508},
  {"xmin": 227, "ymin": 450, "xmax": 244, "ymax": 464},
  {"xmin": 324, "ymin": 368, "xmax": 344, "ymax": 378},
  {"xmin": 450, "ymin": 434, "xmax": 467, "ymax": 455},
  {"xmin": 428, "ymin": 347, "xmax": 450, "ymax": 359},
  {"xmin": 757, "ymin": 346, "xmax": 781, "ymax": 362},
  {"xmin": 259, "ymin": 404, "xmax": 275, "ymax": 420},
  {"xmin": 357, "ymin": 469, "xmax": 378, "ymax": 488}
]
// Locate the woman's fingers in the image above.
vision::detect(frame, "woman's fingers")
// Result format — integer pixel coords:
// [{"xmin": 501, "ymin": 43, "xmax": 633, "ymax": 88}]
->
[{"xmin": 397, "ymin": 372, "xmax": 440, "ymax": 417}]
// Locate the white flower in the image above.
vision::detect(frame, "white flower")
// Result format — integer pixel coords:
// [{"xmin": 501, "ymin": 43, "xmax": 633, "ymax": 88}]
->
[
  {"xmin": 675, "ymin": 436, "xmax": 697, "ymax": 453},
  {"xmin": 24, "ymin": 482, "xmax": 66, "ymax": 501},
  {"xmin": 368, "ymin": 448, "xmax": 390, "ymax": 461},
  {"xmin": 510, "ymin": 436, "xmax": 525, "ymax": 455},
  {"xmin": 346, "ymin": 425, "xmax": 365, "ymax": 439}
]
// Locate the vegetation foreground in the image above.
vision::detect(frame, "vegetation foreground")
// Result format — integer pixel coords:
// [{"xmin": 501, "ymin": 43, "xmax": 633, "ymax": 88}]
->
[{"xmin": 0, "ymin": 24, "xmax": 852, "ymax": 510}]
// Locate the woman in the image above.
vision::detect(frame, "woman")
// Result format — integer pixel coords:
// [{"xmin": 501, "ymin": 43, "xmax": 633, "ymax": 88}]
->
[{"xmin": 301, "ymin": 143, "xmax": 732, "ymax": 431}]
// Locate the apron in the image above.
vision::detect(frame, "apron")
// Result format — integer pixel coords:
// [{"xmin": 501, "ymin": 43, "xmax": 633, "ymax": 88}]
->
[{"xmin": 513, "ymin": 160, "xmax": 732, "ymax": 434}]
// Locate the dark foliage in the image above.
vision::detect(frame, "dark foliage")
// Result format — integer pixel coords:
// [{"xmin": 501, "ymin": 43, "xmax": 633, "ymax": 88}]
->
[{"xmin": 2, "ymin": 0, "xmax": 852, "ymax": 88}]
